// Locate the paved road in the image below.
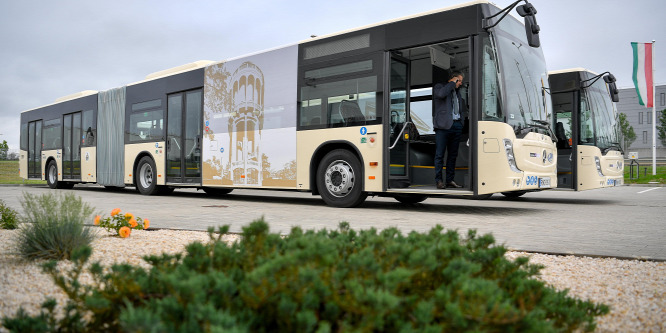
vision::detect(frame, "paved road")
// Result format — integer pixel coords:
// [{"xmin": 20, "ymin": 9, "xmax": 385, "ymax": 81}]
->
[{"xmin": 1, "ymin": 184, "xmax": 664, "ymax": 260}]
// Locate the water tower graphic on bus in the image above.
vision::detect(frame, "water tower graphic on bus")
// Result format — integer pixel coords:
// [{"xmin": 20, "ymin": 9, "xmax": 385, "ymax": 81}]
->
[{"xmin": 228, "ymin": 62, "xmax": 264, "ymax": 185}]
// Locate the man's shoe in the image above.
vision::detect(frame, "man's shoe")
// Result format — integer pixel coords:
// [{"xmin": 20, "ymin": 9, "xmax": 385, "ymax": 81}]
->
[
  {"xmin": 446, "ymin": 181, "xmax": 462, "ymax": 188},
  {"xmin": 436, "ymin": 181, "xmax": 445, "ymax": 189}
]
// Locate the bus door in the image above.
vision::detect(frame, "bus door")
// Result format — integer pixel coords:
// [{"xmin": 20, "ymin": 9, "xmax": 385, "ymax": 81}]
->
[
  {"xmin": 166, "ymin": 89, "xmax": 203, "ymax": 184},
  {"xmin": 62, "ymin": 112, "xmax": 81, "ymax": 180},
  {"xmin": 27, "ymin": 120, "xmax": 42, "ymax": 179},
  {"xmin": 553, "ymin": 91, "xmax": 576, "ymax": 189},
  {"xmin": 388, "ymin": 56, "xmax": 411, "ymax": 187}
]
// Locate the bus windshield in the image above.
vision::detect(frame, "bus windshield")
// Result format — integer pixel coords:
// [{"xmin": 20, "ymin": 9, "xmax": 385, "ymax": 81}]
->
[
  {"xmin": 483, "ymin": 15, "xmax": 552, "ymax": 137},
  {"xmin": 580, "ymin": 78, "xmax": 622, "ymax": 152}
]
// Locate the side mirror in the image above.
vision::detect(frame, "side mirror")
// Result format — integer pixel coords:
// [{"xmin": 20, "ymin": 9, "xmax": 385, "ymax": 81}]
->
[
  {"xmin": 604, "ymin": 74, "xmax": 620, "ymax": 102},
  {"xmin": 517, "ymin": 3, "xmax": 540, "ymax": 48}
]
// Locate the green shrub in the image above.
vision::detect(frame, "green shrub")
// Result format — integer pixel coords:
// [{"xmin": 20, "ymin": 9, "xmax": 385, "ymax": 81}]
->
[
  {"xmin": 15, "ymin": 192, "xmax": 97, "ymax": 260},
  {"xmin": 2, "ymin": 219, "xmax": 609, "ymax": 332},
  {"xmin": 0, "ymin": 199, "xmax": 19, "ymax": 229}
]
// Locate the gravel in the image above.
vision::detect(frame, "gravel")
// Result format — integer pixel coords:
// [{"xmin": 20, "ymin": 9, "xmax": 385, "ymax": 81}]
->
[{"xmin": 1, "ymin": 228, "xmax": 664, "ymax": 332}]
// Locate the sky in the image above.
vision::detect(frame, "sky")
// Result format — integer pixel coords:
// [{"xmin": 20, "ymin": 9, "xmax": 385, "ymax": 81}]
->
[{"xmin": 1, "ymin": 0, "xmax": 665, "ymax": 150}]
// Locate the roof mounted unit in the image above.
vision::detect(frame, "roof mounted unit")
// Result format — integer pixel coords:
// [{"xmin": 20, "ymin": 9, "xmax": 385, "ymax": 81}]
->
[
  {"xmin": 144, "ymin": 60, "xmax": 215, "ymax": 81},
  {"xmin": 54, "ymin": 90, "xmax": 98, "ymax": 103}
]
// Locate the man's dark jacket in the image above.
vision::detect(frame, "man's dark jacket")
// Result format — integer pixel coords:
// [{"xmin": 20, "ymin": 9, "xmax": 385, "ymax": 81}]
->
[{"xmin": 432, "ymin": 81, "xmax": 468, "ymax": 130}]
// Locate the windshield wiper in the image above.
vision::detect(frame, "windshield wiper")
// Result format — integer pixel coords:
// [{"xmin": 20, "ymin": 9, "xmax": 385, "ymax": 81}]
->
[
  {"xmin": 602, "ymin": 142, "xmax": 623, "ymax": 154},
  {"xmin": 515, "ymin": 120, "xmax": 557, "ymax": 142}
]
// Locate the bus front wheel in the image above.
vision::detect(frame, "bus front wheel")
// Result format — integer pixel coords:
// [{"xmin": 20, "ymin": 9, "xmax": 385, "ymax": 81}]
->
[
  {"xmin": 501, "ymin": 191, "xmax": 526, "ymax": 199},
  {"xmin": 136, "ymin": 156, "xmax": 160, "ymax": 195},
  {"xmin": 393, "ymin": 194, "xmax": 428, "ymax": 204},
  {"xmin": 316, "ymin": 149, "xmax": 367, "ymax": 208}
]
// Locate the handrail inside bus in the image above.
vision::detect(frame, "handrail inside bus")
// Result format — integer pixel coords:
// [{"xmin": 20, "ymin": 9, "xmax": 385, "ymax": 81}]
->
[
  {"xmin": 389, "ymin": 122, "xmax": 412, "ymax": 150},
  {"xmin": 171, "ymin": 137, "xmax": 181, "ymax": 151}
]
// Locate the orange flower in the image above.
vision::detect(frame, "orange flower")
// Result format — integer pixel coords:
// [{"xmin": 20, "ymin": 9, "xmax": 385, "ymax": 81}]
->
[
  {"xmin": 111, "ymin": 208, "xmax": 121, "ymax": 217},
  {"xmin": 143, "ymin": 219, "xmax": 150, "ymax": 229},
  {"xmin": 94, "ymin": 215, "xmax": 101, "ymax": 225},
  {"xmin": 118, "ymin": 226, "xmax": 131, "ymax": 238},
  {"xmin": 124, "ymin": 212, "xmax": 134, "ymax": 219},
  {"xmin": 129, "ymin": 218, "xmax": 138, "ymax": 228}
]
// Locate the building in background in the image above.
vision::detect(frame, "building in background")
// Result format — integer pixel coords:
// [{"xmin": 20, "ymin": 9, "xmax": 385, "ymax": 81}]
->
[{"xmin": 616, "ymin": 84, "xmax": 666, "ymax": 160}]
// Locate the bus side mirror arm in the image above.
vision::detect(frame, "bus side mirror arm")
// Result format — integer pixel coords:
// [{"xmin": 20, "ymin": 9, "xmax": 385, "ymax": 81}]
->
[{"xmin": 483, "ymin": 0, "xmax": 541, "ymax": 48}]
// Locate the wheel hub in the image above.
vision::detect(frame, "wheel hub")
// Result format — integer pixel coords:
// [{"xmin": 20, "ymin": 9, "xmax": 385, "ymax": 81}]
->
[
  {"xmin": 324, "ymin": 160, "xmax": 354, "ymax": 197},
  {"xmin": 140, "ymin": 163, "xmax": 153, "ymax": 188}
]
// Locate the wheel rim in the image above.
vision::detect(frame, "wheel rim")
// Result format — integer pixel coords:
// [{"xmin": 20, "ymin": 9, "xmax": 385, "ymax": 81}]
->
[
  {"xmin": 324, "ymin": 159, "xmax": 355, "ymax": 198},
  {"xmin": 139, "ymin": 163, "xmax": 153, "ymax": 189},
  {"xmin": 48, "ymin": 164, "xmax": 57, "ymax": 184}
]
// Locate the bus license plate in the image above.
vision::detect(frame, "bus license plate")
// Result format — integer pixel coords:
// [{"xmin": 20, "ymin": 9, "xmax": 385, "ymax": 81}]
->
[{"xmin": 538, "ymin": 177, "xmax": 551, "ymax": 188}]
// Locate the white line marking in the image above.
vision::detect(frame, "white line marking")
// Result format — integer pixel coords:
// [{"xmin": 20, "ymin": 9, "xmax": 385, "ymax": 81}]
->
[{"xmin": 637, "ymin": 187, "xmax": 660, "ymax": 194}]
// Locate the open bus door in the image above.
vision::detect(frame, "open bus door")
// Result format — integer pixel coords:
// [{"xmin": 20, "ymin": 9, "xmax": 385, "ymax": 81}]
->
[{"xmin": 388, "ymin": 55, "xmax": 412, "ymax": 188}]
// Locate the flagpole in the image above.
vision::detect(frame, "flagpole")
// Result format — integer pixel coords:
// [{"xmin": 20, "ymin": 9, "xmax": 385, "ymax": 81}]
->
[{"xmin": 652, "ymin": 39, "xmax": 657, "ymax": 176}]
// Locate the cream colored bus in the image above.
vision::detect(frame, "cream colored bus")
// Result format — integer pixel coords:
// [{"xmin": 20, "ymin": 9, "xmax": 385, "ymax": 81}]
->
[
  {"xmin": 548, "ymin": 68, "xmax": 624, "ymax": 191},
  {"xmin": 20, "ymin": 0, "xmax": 557, "ymax": 207}
]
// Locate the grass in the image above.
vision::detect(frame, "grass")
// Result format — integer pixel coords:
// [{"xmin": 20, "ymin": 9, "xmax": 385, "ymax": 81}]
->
[
  {"xmin": 624, "ymin": 164, "xmax": 666, "ymax": 184},
  {"xmin": 0, "ymin": 160, "xmax": 46, "ymax": 185}
]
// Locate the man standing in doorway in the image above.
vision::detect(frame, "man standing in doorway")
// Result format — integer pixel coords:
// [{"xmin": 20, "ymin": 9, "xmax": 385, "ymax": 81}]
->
[{"xmin": 433, "ymin": 71, "xmax": 467, "ymax": 189}]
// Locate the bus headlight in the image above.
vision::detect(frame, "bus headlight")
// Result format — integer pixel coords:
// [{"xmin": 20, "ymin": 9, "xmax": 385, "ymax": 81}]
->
[
  {"xmin": 503, "ymin": 139, "xmax": 521, "ymax": 173},
  {"xmin": 594, "ymin": 156, "xmax": 604, "ymax": 177}
]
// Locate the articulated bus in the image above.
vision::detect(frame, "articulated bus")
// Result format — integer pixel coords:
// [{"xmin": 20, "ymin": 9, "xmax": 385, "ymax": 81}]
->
[
  {"xmin": 20, "ymin": 0, "xmax": 557, "ymax": 207},
  {"xmin": 548, "ymin": 68, "xmax": 624, "ymax": 191}
]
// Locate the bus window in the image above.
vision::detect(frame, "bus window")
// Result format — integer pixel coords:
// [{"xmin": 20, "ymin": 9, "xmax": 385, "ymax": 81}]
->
[
  {"xmin": 20, "ymin": 123, "xmax": 27, "ymax": 150},
  {"xmin": 129, "ymin": 99, "xmax": 164, "ymax": 142},
  {"xmin": 300, "ymin": 75, "xmax": 377, "ymax": 128},
  {"xmin": 82, "ymin": 110, "xmax": 95, "ymax": 146},
  {"xmin": 579, "ymin": 96, "xmax": 594, "ymax": 145},
  {"xmin": 481, "ymin": 36, "xmax": 503, "ymax": 121},
  {"xmin": 42, "ymin": 118, "xmax": 61, "ymax": 150},
  {"xmin": 129, "ymin": 110, "xmax": 164, "ymax": 142}
]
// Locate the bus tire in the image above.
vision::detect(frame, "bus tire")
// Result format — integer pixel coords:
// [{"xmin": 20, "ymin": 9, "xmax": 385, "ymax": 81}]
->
[
  {"xmin": 202, "ymin": 187, "xmax": 233, "ymax": 196},
  {"xmin": 501, "ymin": 191, "xmax": 526, "ymax": 199},
  {"xmin": 135, "ymin": 156, "xmax": 159, "ymax": 195},
  {"xmin": 317, "ymin": 149, "xmax": 367, "ymax": 208},
  {"xmin": 393, "ymin": 194, "xmax": 428, "ymax": 204},
  {"xmin": 45, "ymin": 160, "xmax": 72, "ymax": 189}
]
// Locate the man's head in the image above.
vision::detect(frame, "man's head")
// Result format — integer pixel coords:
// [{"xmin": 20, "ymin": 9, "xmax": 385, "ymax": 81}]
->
[{"xmin": 449, "ymin": 71, "xmax": 464, "ymax": 88}]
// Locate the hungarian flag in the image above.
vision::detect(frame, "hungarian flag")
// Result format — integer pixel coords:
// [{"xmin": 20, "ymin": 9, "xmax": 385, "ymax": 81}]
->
[{"xmin": 631, "ymin": 42, "xmax": 654, "ymax": 107}]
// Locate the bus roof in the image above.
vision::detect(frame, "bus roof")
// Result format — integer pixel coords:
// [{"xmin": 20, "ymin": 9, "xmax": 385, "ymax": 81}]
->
[{"xmin": 300, "ymin": 0, "xmax": 492, "ymax": 44}]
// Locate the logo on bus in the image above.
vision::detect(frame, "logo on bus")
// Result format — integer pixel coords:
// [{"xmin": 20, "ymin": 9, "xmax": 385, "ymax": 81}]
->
[
  {"xmin": 525, "ymin": 176, "xmax": 538, "ymax": 186},
  {"xmin": 360, "ymin": 127, "xmax": 367, "ymax": 135}
]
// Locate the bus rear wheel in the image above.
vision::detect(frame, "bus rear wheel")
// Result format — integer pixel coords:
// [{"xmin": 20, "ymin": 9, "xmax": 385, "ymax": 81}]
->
[
  {"xmin": 46, "ymin": 160, "xmax": 73, "ymax": 189},
  {"xmin": 317, "ymin": 149, "xmax": 367, "ymax": 208},
  {"xmin": 136, "ymin": 156, "xmax": 160, "ymax": 195}
]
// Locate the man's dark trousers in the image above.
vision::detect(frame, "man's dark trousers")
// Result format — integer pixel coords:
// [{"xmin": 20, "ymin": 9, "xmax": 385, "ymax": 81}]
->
[{"xmin": 434, "ymin": 120, "xmax": 463, "ymax": 183}]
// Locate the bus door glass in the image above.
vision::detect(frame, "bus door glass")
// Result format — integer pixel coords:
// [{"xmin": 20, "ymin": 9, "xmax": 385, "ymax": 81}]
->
[
  {"xmin": 62, "ymin": 112, "xmax": 81, "ymax": 180},
  {"xmin": 27, "ymin": 120, "xmax": 42, "ymax": 178},
  {"xmin": 388, "ymin": 57, "xmax": 410, "ymax": 180},
  {"xmin": 552, "ymin": 90, "xmax": 575, "ymax": 189},
  {"xmin": 167, "ymin": 89, "xmax": 202, "ymax": 183}
]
